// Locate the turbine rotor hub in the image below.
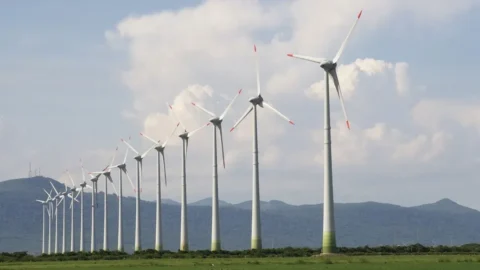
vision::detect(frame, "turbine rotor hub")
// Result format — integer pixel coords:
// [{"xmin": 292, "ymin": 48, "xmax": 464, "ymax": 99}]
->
[
  {"xmin": 249, "ymin": 95, "xmax": 263, "ymax": 106},
  {"xmin": 320, "ymin": 60, "xmax": 336, "ymax": 72}
]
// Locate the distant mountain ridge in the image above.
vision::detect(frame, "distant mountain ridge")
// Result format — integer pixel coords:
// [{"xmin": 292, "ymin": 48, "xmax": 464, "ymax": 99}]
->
[{"xmin": 1, "ymin": 176, "xmax": 480, "ymax": 254}]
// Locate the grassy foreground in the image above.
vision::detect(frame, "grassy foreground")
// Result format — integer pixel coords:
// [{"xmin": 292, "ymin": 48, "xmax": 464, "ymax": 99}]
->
[{"xmin": 0, "ymin": 255, "xmax": 480, "ymax": 270}]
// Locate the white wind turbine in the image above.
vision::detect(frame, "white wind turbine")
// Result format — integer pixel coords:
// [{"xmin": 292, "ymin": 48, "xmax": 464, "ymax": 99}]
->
[
  {"xmin": 83, "ymin": 163, "xmax": 103, "ymax": 252},
  {"xmin": 66, "ymin": 170, "xmax": 81, "ymax": 252},
  {"xmin": 286, "ymin": 10, "xmax": 362, "ymax": 254},
  {"xmin": 49, "ymin": 181, "xmax": 63, "ymax": 253},
  {"xmin": 50, "ymin": 180, "xmax": 75, "ymax": 254},
  {"xmin": 230, "ymin": 45, "xmax": 295, "ymax": 250},
  {"xmin": 36, "ymin": 194, "xmax": 51, "ymax": 254},
  {"xmin": 78, "ymin": 161, "xmax": 93, "ymax": 252},
  {"xmin": 121, "ymin": 136, "xmax": 160, "ymax": 251},
  {"xmin": 190, "ymin": 88, "xmax": 243, "ymax": 251},
  {"xmin": 139, "ymin": 123, "xmax": 180, "ymax": 251},
  {"xmin": 43, "ymin": 189, "xmax": 53, "ymax": 254},
  {"xmin": 90, "ymin": 148, "xmax": 120, "ymax": 251},
  {"xmin": 109, "ymin": 141, "xmax": 136, "ymax": 252},
  {"xmin": 167, "ymin": 102, "xmax": 211, "ymax": 251}
]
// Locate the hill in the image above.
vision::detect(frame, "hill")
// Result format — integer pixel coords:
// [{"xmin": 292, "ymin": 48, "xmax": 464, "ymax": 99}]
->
[{"xmin": 1, "ymin": 176, "xmax": 480, "ymax": 254}]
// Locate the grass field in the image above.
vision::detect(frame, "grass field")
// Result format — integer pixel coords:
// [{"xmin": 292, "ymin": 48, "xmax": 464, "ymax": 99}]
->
[{"xmin": 1, "ymin": 255, "xmax": 479, "ymax": 269}]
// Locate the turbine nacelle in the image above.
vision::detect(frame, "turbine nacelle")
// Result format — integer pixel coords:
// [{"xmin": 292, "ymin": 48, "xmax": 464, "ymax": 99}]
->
[
  {"xmin": 179, "ymin": 132, "xmax": 189, "ymax": 140},
  {"xmin": 320, "ymin": 61, "xmax": 336, "ymax": 72},
  {"xmin": 248, "ymin": 95, "xmax": 264, "ymax": 107},
  {"xmin": 209, "ymin": 117, "xmax": 222, "ymax": 126},
  {"xmin": 133, "ymin": 155, "xmax": 143, "ymax": 162}
]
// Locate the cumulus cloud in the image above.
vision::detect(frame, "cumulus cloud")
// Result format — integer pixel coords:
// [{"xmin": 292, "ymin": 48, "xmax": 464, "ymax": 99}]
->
[{"xmin": 103, "ymin": 0, "xmax": 479, "ymax": 203}]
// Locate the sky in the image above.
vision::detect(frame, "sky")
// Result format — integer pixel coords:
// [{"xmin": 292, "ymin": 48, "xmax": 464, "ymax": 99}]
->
[{"xmin": 1, "ymin": 0, "xmax": 480, "ymax": 209}]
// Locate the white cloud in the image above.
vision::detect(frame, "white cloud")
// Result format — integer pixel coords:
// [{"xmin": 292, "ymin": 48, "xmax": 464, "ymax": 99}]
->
[
  {"xmin": 394, "ymin": 62, "xmax": 410, "ymax": 96},
  {"xmin": 103, "ymin": 0, "xmax": 479, "ymax": 204}
]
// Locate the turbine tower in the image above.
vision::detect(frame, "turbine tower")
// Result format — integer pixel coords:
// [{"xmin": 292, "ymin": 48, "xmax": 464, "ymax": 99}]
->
[
  {"xmin": 78, "ymin": 160, "xmax": 93, "ymax": 252},
  {"xmin": 43, "ymin": 189, "xmax": 53, "ymax": 254},
  {"xmin": 90, "ymin": 148, "xmax": 120, "ymax": 251},
  {"xmin": 140, "ymin": 123, "xmax": 179, "ymax": 251},
  {"xmin": 85, "ymin": 166, "xmax": 102, "ymax": 252},
  {"xmin": 66, "ymin": 171, "xmax": 81, "ymax": 252},
  {"xmin": 286, "ymin": 10, "xmax": 362, "ymax": 254},
  {"xmin": 49, "ymin": 181, "xmax": 64, "ymax": 254},
  {"xmin": 109, "ymin": 142, "xmax": 136, "ymax": 252},
  {"xmin": 121, "ymin": 137, "xmax": 159, "ymax": 251},
  {"xmin": 36, "ymin": 195, "xmax": 50, "ymax": 254},
  {"xmin": 191, "ymin": 88, "xmax": 243, "ymax": 251},
  {"xmin": 230, "ymin": 45, "xmax": 295, "ymax": 250},
  {"xmin": 168, "ymin": 103, "xmax": 210, "ymax": 251}
]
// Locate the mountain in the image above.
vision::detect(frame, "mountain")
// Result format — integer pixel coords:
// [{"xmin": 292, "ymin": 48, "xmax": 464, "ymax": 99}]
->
[
  {"xmin": 411, "ymin": 198, "xmax": 478, "ymax": 215},
  {"xmin": 1, "ymin": 176, "xmax": 480, "ymax": 255}
]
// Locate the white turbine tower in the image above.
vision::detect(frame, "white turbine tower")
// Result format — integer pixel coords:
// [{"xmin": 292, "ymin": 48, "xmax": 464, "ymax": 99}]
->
[
  {"xmin": 66, "ymin": 171, "xmax": 81, "ymax": 252},
  {"xmin": 230, "ymin": 45, "xmax": 295, "ymax": 250},
  {"xmin": 190, "ymin": 88, "xmax": 243, "ymax": 251},
  {"xmin": 36, "ymin": 195, "xmax": 50, "ymax": 254},
  {"xmin": 140, "ymin": 123, "xmax": 179, "ymax": 251},
  {"xmin": 49, "ymin": 181, "xmax": 63, "ymax": 254},
  {"xmin": 90, "ymin": 148, "xmax": 120, "ymax": 251},
  {"xmin": 84, "ymin": 164, "xmax": 103, "ymax": 252},
  {"xmin": 286, "ymin": 10, "xmax": 362, "ymax": 254},
  {"xmin": 109, "ymin": 142, "xmax": 136, "ymax": 252},
  {"xmin": 78, "ymin": 162, "xmax": 93, "ymax": 252},
  {"xmin": 43, "ymin": 189, "xmax": 53, "ymax": 254},
  {"xmin": 121, "ymin": 137, "xmax": 159, "ymax": 251},
  {"xmin": 168, "ymin": 103, "xmax": 210, "ymax": 251}
]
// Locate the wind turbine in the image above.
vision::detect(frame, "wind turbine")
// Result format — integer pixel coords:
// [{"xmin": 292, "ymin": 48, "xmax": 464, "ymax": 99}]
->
[
  {"xmin": 109, "ymin": 141, "xmax": 136, "ymax": 252},
  {"xmin": 121, "ymin": 136, "xmax": 160, "ymax": 251},
  {"xmin": 78, "ymin": 162, "xmax": 93, "ymax": 252},
  {"xmin": 140, "ymin": 123, "xmax": 179, "ymax": 251},
  {"xmin": 84, "ymin": 163, "xmax": 103, "ymax": 252},
  {"xmin": 167, "ymin": 103, "xmax": 211, "ymax": 251},
  {"xmin": 36, "ymin": 195, "xmax": 50, "ymax": 254},
  {"xmin": 191, "ymin": 88, "xmax": 242, "ymax": 251},
  {"xmin": 66, "ymin": 170, "xmax": 81, "ymax": 252},
  {"xmin": 43, "ymin": 189, "xmax": 53, "ymax": 254},
  {"xmin": 90, "ymin": 148, "xmax": 120, "ymax": 251},
  {"xmin": 49, "ymin": 181, "xmax": 64, "ymax": 254},
  {"xmin": 230, "ymin": 45, "xmax": 295, "ymax": 250},
  {"xmin": 286, "ymin": 10, "xmax": 362, "ymax": 254}
]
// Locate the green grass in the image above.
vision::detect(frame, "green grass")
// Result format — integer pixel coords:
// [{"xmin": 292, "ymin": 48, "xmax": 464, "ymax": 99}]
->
[{"xmin": 1, "ymin": 255, "xmax": 480, "ymax": 270}]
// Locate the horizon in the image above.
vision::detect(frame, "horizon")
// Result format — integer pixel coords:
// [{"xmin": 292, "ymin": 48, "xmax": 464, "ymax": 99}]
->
[{"xmin": 3, "ymin": 175, "xmax": 473, "ymax": 210}]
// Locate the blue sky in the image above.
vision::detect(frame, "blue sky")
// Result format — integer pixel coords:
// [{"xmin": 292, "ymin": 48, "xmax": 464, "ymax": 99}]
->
[{"xmin": 1, "ymin": 0, "xmax": 480, "ymax": 209}]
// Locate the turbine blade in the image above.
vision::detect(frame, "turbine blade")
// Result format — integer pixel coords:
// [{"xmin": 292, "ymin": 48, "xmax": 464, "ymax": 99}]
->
[
  {"xmin": 219, "ymin": 89, "xmax": 243, "ymax": 120},
  {"xmin": 86, "ymin": 184, "xmax": 93, "ymax": 189},
  {"xmin": 50, "ymin": 182, "xmax": 59, "ymax": 195},
  {"xmin": 36, "ymin": 200, "xmax": 44, "ymax": 203},
  {"xmin": 218, "ymin": 124, "xmax": 226, "ymax": 169},
  {"xmin": 162, "ymin": 122, "xmax": 180, "ymax": 148},
  {"xmin": 108, "ymin": 146, "xmax": 119, "ymax": 168},
  {"xmin": 122, "ymin": 167, "xmax": 136, "ymax": 192},
  {"xmin": 66, "ymin": 170, "xmax": 76, "ymax": 187},
  {"xmin": 187, "ymin": 122, "xmax": 210, "ymax": 138},
  {"xmin": 230, "ymin": 105, "xmax": 253, "ymax": 132},
  {"xmin": 286, "ymin": 54, "xmax": 326, "ymax": 64},
  {"xmin": 43, "ymin": 189, "xmax": 51, "ymax": 199},
  {"xmin": 74, "ymin": 191, "xmax": 80, "ymax": 200},
  {"xmin": 254, "ymin": 44, "xmax": 261, "ymax": 95},
  {"xmin": 80, "ymin": 159, "xmax": 86, "ymax": 183},
  {"xmin": 161, "ymin": 151, "xmax": 167, "ymax": 186},
  {"xmin": 329, "ymin": 68, "xmax": 350, "ymax": 129},
  {"xmin": 121, "ymin": 138, "xmax": 139, "ymax": 155},
  {"xmin": 107, "ymin": 175, "xmax": 119, "ymax": 197},
  {"xmin": 122, "ymin": 147, "xmax": 129, "ymax": 165},
  {"xmin": 140, "ymin": 141, "xmax": 160, "ymax": 159},
  {"xmin": 263, "ymin": 101, "xmax": 295, "ymax": 125},
  {"xmin": 167, "ymin": 103, "xmax": 188, "ymax": 132},
  {"xmin": 191, "ymin": 102, "xmax": 216, "ymax": 118},
  {"xmin": 140, "ymin": 132, "xmax": 160, "ymax": 145},
  {"xmin": 333, "ymin": 10, "xmax": 363, "ymax": 64}
]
